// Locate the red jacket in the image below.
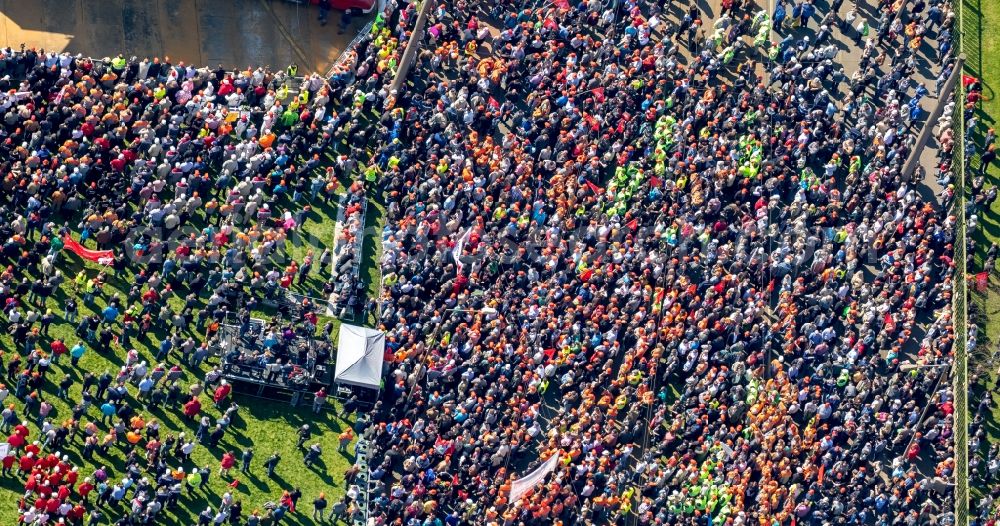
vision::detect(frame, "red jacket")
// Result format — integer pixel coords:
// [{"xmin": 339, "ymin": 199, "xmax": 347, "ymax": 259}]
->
[
  {"xmin": 50, "ymin": 340, "xmax": 67, "ymax": 356},
  {"xmin": 214, "ymin": 384, "xmax": 231, "ymax": 403},
  {"xmin": 183, "ymin": 398, "xmax": 201, "ymax": 417},
  {"xmin": 24, "ymin": 474, "xmax": 37, "ymax": 492},
  {"xmin": 78, "ymin": 482, "xmax": 94, "ymax": 498},
  {"xmin": 42, "ymin": 453, "xmax": 58, "ymax": 469}
]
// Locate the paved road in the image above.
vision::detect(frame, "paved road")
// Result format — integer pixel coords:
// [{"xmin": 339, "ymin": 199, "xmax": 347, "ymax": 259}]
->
[{"xmin": 0, "ymin": 0, "xmax": 371, "ymax": 74}]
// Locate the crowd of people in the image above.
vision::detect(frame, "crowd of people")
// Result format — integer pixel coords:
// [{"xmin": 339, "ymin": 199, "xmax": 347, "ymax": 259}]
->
[
  {"xmin": 359, "ymin": 0, "xmax": 960, "ymax": 524},
  {"xmin": 0, "ymin": 0, "xmax": 969, "ymax": 522},
  {"xmin": 220, "ymin": 312, "xmax": 334, "ymax": 390},
  {"xmin": 0, "ymin": 11, "xmax": 401, "ymax": 524}
]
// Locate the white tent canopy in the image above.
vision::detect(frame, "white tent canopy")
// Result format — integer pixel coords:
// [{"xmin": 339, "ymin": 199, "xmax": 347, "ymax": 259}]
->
[{"xmin": 335, "ymin": 324, "xmax": 385, "ymax": 390}]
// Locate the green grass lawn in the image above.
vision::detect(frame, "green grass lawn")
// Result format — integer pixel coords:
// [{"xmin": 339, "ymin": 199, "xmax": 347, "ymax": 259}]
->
[
  {"xmin": 965, "ymin": 0, "xmax": 1000, "ymax": 368},
  {"xmin": 965, "ymin": 0, "xmax": 1000, "ymax": 345},
  {"xmin": 0, "ymin": 188, "xmax": 359, "ymax": 524},
  {"xmin": 962, "ymin": 0, "xmax": 1000, "ymax": 505},
  {"xmin": 0, "ymin": 46, "xmax": 390, "ymax": 525},
  {"xmin": 360, "ymin": 187, "xmax": 386, "ymax": 328}
]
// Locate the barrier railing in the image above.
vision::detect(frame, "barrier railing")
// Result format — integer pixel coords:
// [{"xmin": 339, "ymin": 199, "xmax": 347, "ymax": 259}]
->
[
  {"xmin": 324, "ymin": 0, "xmax": 396, "ymax": 80},
  {"xmin": 352, "ymin": 437, "xmax": 372, "ymax": 526},
  {"xmin": 326, "ymin": 20, "xmax": 376, "ymax": 80},
  {"xmin": 328, "ymin": 189, "xmax": 367, "ymax": 321},
  {"xmin": 953, "ymin": 0, "xmax": 969, "ymax": 518}
]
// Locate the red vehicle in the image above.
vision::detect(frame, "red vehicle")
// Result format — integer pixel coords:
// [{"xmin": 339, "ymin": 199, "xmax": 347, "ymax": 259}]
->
[
  {"xmin": 331, "ymin": 0, "xmax": 376, "ymax": 11},
  {"xmin": 286, "ymin": 0, "xmax": 377, "ymax": 13}
]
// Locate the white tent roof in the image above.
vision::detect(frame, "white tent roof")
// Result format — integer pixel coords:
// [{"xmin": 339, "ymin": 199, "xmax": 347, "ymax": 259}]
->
[{"xmin": 335, "ymin": 324, "xmax": 385, "ymax": 389}]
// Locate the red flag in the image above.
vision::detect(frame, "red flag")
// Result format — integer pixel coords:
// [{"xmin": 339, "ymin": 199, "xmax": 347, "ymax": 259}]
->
[
  {"xmin": 580, "ymin": 268, "xmax": 594, "ymax": 282},
  {"xmin": 61, "ymin": 235, "xmax": 114, "ymax": 264},
  {"xmin": 487, "ymin": 96, "xmax": 500, "ymax": 109},
  {"xmin": 593, "ymin": 87, "xmax": 605, "ymax": 103},
  {"xmin": 584, "ymin": 180, "xmax": 603, "ymax": 194},
  {"xmin": 976, "ymin": 271, "xmax": 989, "ymax": 292},
  {"xmin": 817, "ymin": 464, "xmax": 825, "ymax": 485},
  {"xmin": 626, "ymin": 218, "xmax": 638, "ymax": 231},
  {"xmin": 652, "ymin": 287, "xmax": 666, "ymax": 313}
]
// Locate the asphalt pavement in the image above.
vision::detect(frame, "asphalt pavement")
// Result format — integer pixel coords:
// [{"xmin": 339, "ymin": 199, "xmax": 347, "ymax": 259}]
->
[{"xmin": 0, "ymin": 0, "xmax": 371, "ymax": 75}]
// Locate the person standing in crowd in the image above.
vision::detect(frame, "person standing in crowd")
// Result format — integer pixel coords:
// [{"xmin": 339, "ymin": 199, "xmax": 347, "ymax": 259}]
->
[
  {"xmin": 313, "ymin": 492, "xmax": 328, "ymax": 522},
  {"xmin": 264, "ymin": 451, "xmax": 281, "ymax": 478}
]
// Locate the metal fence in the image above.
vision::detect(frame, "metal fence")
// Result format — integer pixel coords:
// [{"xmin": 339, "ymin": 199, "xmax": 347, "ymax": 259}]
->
[
  {"xmin": 324, "ymin": 0, "xmax": 395, "ymax": 80},
  {"xmin": 953, "ymin": 0, "xmax": 970, "ymax": 520}
]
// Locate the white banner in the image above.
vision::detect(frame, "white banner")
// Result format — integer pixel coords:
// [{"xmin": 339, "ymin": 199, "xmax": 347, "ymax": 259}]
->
[
  {"xmin": 509, "ymin": 452, "xmax": 560, "ymax": 503},
  {"xmin": 453, "ymin": 227, "xmax": 472, "ymax": 273}
]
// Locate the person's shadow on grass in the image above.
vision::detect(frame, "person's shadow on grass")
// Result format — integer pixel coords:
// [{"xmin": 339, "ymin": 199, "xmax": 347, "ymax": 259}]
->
[{"xmin": 245, "ymin": 472, "xmax": 274, "ymax": 491}]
